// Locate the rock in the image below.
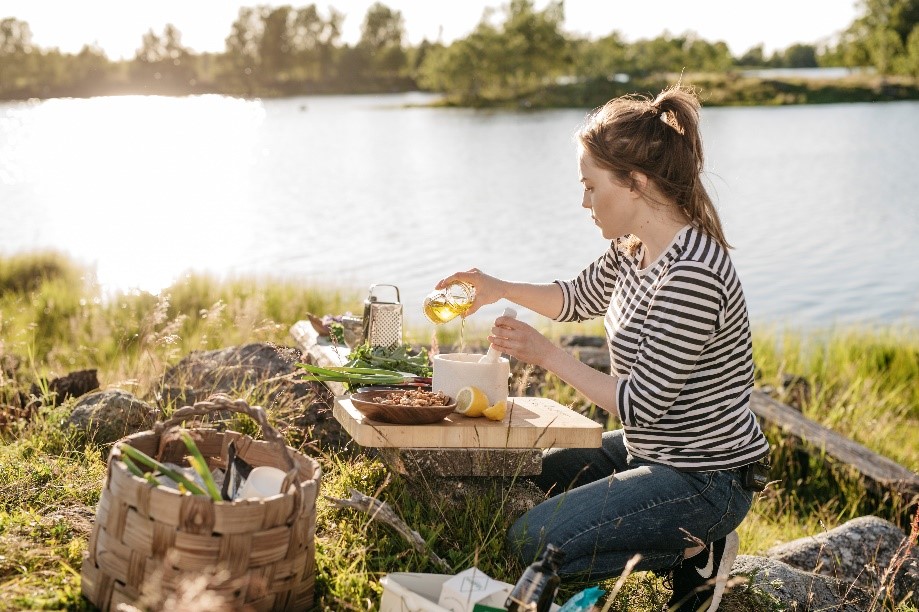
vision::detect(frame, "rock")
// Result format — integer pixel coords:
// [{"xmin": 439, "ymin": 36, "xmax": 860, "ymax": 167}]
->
[
  {"xmin": 558, "ymin": 335, "xmax": 610, "ymax": 372},
  {"xmin": 764, "ymin": 515, "xmax": 919, "ymax": 607},
  {"xmin": 156, "ymin": 342, "xmax": 347, "ymax": 451},
  {"xmin": 66, "ymin": 390, "xmax": 157, "ymax": 445},
  {"xmin": 729, "ymin": 554, "xmax": 872, "ymax": 611},
  {"xmin": 559, "ymin": 335, "xmax": 606, "ymax": 348},
  {"xmin": 158, "ymin": 343, "xmax": 306, "ymax": 406},
  {"xmin": 724, "ymin": 516, "xmax": 919, "ymax": 610},
  {"xmin": 1, "ymin": 352, "xmax": 20, "ymax": 379},
  {"xmin": 32, "ymin": 369, "xmax": 99, "ymax": 406}
]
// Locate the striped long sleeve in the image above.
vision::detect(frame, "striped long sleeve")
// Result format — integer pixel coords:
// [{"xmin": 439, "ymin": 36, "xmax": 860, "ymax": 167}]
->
[{"xmin": 554, "ymin": 227, "xmax": 769, "ymax": 471}]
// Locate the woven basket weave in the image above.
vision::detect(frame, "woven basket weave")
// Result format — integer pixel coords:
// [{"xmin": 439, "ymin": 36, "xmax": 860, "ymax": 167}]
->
[{"xmin": 81, "ymin": 394, "xmax": 322, "ymax": 611}]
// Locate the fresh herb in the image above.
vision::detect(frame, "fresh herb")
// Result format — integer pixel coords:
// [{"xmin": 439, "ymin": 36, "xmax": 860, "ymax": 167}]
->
[
  {"xmin": 345, "ymin": 343, "xmax": 432, "ymax": 377},
  {"xmin": 328, "ymin": 322, "xmax": 346, "ymax": 345}
]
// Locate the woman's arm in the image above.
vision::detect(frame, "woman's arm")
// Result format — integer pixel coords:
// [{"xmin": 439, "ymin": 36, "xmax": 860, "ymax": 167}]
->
[
  {"xmin": 435, "ymin": 269, "xmax": 564, "ymax": 319},
  {"xmin": 488, "ymin": 316, "xmax": 620, "ymax": 415}
]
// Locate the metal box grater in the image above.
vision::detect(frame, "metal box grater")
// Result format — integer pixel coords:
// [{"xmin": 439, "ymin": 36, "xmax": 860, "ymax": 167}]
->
[{"xmin": 361, "ymin": 284, "xmax": 403, "ymax": 348}]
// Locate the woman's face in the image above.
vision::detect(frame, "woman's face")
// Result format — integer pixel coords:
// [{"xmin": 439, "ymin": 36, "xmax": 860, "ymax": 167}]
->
[{"xmin": 578, "ymin": 149, "xmax": 637, "ymax": 240}]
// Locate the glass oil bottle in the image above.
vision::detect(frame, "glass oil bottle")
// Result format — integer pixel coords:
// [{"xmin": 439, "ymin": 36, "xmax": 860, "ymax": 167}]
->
[
  {"xmin": 505, "ymin": 543, "xmax": 565, "ymax": 612},
  {"xmin": 422, "ymin": 281, "xmax": 475, "ymax": 324}
]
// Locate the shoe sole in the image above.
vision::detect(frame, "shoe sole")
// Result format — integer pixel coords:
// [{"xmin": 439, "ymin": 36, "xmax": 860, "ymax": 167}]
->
[{"xmin": 706, "ymin": 530, "xmax": 739, "ymax": 611}]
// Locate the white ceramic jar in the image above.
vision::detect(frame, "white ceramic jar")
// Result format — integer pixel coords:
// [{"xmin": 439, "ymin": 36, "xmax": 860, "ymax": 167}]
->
[{"xmin": 432, "ymin": 353, "xmax": 510, "ymax": 406}]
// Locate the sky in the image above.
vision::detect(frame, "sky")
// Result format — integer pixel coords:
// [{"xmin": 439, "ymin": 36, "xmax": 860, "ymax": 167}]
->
[{"xmin": 3, "ymin": 0, "xmax": 860, "ymax": 60}]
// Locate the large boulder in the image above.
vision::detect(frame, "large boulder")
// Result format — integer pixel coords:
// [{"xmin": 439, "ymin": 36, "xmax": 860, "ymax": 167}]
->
[
  {"xmin": 725, "ymin": 515, "xmax": 918, "ymax": 610},
  {"xmin": 156, "ymin": 342, "xmax": 347, "ymax": 451},
  {"xmin": 158, "ymin": 343, "xmax": 307, "ymax": 406},
  {"xmin": 66, "ymin": 390, "xmax": 156, "ymax": 445},
  {"xmin": 32, "ymin": 368, "xmax": 99, "ymax": 406},
  {"xmin": 729, "ymin": 554, "xmax": 872, "ymax": 611},
  {"xmin": 764, "ymin": 515, "xmax": 919, "ymax": 607}
]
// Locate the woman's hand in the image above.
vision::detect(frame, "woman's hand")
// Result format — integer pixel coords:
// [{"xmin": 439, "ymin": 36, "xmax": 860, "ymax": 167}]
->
[
  {"xmin": 435, "ymin": 268, "xmax": 504, "ymax": 317},
  {"xmin": 490, "ymin": 315, "xmax": 621, "ymax": 415},
  {"xmin": 486, "ymin": 316, "xmax": 561, "ymax": 369},
  {"xmin": 434, "ymin": 269, "xmax": 565, "ymax": 320}
]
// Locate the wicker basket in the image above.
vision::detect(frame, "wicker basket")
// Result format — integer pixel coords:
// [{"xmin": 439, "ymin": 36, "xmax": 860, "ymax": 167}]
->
[{"xmin": 81, "ymin": 394, "xmax": 322, "ymax": 611}]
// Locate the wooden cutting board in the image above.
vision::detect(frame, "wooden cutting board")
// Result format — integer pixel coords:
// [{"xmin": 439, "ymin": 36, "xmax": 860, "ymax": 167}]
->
[{"xmin": 333, "ymin": 395, "xmax": 603, "ymax": 449}]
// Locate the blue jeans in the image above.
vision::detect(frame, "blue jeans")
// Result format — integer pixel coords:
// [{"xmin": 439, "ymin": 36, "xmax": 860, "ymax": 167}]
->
[{"xmin": 506, "ymin": 430, "xmax": 754, "ymax": 580}]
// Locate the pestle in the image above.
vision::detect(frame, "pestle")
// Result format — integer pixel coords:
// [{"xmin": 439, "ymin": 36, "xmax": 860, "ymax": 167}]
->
[{"xmin": 479, "ymin": 307, "xmax": 518, "ymax": 363}]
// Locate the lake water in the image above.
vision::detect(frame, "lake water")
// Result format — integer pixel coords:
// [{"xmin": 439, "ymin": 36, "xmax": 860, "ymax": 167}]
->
[{"xmin": 1, "ymin": 93, "xmax": 918, "ymax": 331}]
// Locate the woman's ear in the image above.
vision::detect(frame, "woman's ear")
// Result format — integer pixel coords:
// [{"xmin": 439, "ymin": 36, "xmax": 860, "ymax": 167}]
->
[{"xmin": 629, "ymin": 171, "xmax": 648, "ymax": 194}]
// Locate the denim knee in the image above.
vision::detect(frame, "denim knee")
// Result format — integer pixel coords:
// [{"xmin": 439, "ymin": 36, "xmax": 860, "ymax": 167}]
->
[{"xmin": 506, "ymin": 510, "xmax": 542, "ymax": 565}]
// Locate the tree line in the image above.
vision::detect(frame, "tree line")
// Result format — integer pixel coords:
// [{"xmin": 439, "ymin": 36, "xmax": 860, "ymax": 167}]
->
[{"xmin": 1, "ymin": 0, "xmax": 918, "ymax": 104}]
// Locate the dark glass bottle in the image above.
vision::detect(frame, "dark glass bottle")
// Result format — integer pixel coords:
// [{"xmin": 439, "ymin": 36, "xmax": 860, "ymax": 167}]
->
[{"xmin": 505, "ymin": 544, "xmax": 565, "ymax": 612}]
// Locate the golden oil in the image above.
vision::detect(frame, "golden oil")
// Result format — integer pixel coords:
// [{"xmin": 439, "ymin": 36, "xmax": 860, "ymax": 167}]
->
[
  {"xmin": 423, "ymin": 296, "xmax": 472, "ymax": 324},
  {"xmin": 422, "ymin": 282, "xmax": 475, "ymax": 325}
]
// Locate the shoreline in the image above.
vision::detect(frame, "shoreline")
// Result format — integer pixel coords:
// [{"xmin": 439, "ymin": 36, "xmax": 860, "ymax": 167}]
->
[{"xmin": 3, "ymin": 73, "xmax": 918, "ymax": 108}]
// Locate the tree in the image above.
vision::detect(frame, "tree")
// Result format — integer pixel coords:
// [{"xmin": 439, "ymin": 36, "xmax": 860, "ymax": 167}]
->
[
  {"xmin": 737, "ymin": 45, "xmax": 766, "ymax": 67},
  {"xmin": 289, "ymin": 4, "xmax": 343, "ymax": 81},
  {"xmin": 259, "ymin": 5, "xmax": 294, "ymax": 82},
  {"xmin": 417, "ymin": 26, "xmax": 500, "ymax": 101},
  {"xmin": 0, "ymin": 18, "xmax": 34, "ymax": 91},
  {"xmin": 358, "ymin": 2, "xmax": 407, "ymax": 76},
  {"xmin": 901, "ymin": 23, "xmax": 919, "ymax": 74},
  {"xmin": 888, "ymin": 0, "xmax": 919, "ymax": 41},
  {"xmin": 683, "ymin": 35, "xmax": 733, "ymax": 72},
  {"xmin": 69, "ymin": 44, "xmax": 110, "ymax": 90},
  {"xmin": 223, "ymin": 7, "xmax": 263, "ymax": 93},
  {"xmin": 782, "ymin": 44, "xmax": 819, "ymax": 67},
  {"xmin": 838, "ymin": 0, "xmax": 919, "ymax": 73},
  {"xmin": 499, "ymin": 0, "xmax": 569, "ymax": 91},
  {"xmin": 629, "ymin": 34, "xmax": 686, "ymax": 75},
  {"xmin": 131, "ymin": 24, "xmax": 195, "ymax": 88},
  {"xmin": 571, "ymin": 32, "xmax": 632, "ymax": 79},
  {"xmin": 418, "ymin": 0, "xmax": 568, "ymax": 102}
]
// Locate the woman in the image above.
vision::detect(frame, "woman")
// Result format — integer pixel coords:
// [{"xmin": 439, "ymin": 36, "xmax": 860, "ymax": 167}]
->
[{"xmin": 434, "ymin": 86, "xmax": 770, "ymax": 612}]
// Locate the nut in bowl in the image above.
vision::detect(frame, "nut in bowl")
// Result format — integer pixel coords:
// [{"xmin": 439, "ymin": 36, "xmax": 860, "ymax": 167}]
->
[{"xmin": 349, "ymin": 389, "xmax": 456, "ymax": 425}]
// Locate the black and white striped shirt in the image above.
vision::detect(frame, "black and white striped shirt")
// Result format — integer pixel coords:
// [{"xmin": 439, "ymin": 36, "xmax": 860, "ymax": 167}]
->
[{"xmin": 555, "ymin": 225, "xmax": 770, "ymax": 471}]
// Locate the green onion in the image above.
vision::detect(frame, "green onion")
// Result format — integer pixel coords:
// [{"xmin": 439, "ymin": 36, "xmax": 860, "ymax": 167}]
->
[
  {"xmin": 180, "ymin": 431, "xmax": 224, "ymax": 502},
  {"xmin": 121, "ymin": 454, "xmax": 146, "ymax": 478},
  {"xmin": 118, "ymin": 443, "xmax": 208, "ymax": 497},
  {"xmin": 297, "ymin": 363, "xmax": 406, "ymax": 386}
]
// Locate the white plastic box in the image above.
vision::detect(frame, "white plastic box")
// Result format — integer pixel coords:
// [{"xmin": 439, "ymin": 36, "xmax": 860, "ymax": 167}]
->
[
  {"xmin": 379, "ymin": 573, "xmax": 453, "ymax": 612},
  {"xmin": 379, "ymin": 571, "xmax": 512, "ymax": 612}
]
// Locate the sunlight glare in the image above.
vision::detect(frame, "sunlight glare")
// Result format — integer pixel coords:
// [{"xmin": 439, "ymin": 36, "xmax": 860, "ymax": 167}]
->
[{"xmin": 19, "ymin": 95, "xmax": 266, "ymax": 294}]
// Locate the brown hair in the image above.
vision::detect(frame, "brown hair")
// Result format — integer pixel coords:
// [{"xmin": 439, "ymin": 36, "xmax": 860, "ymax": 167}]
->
[{"xmin": 577, "ymin": 84, "xmax": 730, "ymax": 251}]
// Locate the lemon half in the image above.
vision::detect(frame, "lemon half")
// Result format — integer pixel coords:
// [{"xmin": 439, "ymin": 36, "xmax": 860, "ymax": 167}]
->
[
  {"xmin": 455, "ymin": 386, "xmax": 489, "ymax": 417},
  {"xmin": 483, "ymin": 400, "xmax": 507, "ymax": 421}
]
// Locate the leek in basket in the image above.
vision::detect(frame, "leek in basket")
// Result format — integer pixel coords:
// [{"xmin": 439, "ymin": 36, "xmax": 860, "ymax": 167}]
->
[{"xmin": 117, "ymin": 430, "xmax": 223, "ymax": 501}]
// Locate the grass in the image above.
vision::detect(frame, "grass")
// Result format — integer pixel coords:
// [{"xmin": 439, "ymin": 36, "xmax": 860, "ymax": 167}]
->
[
  {"xmin": 752, "ymin": 324, "xmax": 919, "ymax": 473},
  {"xmin": 0, "ymin": 252, "xmax": 917, "ymax": 610},
  {"xmin": 475, "ymin": 71, "xmax": 919, "ymax": 110}
]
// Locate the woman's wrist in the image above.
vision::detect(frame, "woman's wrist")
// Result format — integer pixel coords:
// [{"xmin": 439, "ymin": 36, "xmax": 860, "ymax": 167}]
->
[{"xmin": 539, "ymin": 343, "xmax": 569, "ymax": 372}]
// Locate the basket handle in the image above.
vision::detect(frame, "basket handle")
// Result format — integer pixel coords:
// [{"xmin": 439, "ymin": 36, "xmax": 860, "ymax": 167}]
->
[{"xmin": 155, "ymin": 393, "xmax": 298, "ymax": 477}]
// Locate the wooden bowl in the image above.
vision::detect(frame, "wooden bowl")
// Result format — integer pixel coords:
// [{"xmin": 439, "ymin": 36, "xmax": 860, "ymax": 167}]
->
[{"xmin": 349, "ymin": 390, "xmax": 455, "ymax": 425}]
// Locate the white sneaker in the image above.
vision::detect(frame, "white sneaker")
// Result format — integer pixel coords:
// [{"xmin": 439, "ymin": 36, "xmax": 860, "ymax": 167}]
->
[{"xmin": 666, "ymin": 530, "xmax": 739, "ymax": 611}]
